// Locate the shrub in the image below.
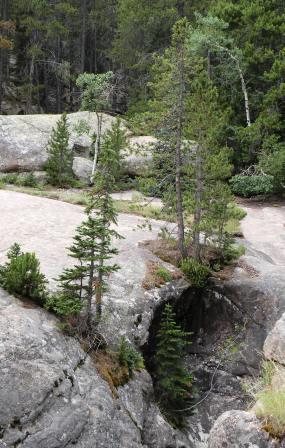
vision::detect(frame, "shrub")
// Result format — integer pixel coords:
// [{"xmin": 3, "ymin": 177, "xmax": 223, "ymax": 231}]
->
[
  {"xmin": 119, "ymin": 337, "xmax": 144, "ymax": 373},
  {"xmin": 229, "ymin": 175, "xmax": 274, "ymax": 197},
  {"xmin": 21, "ymin": 172, "xmax": 38, "ymax": 187},
  {"xmin": 45, "ymin": 293, "xmax": 82, "ymax": 316},
  {"xmin": 0, "ymin": 243, "xmax": 47, "ymax": 304},
  {"xmin": 3, "ymin": 173, "xmax": 18, "ymax": 184},
  {"xmin": 180, "ymin": 258, "xmax": 211, "ymax": 288}
]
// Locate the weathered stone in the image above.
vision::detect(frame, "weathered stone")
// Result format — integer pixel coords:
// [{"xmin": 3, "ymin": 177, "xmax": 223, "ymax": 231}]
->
[
  {"xmin": 0, "ymin": 112, "xmax": 121, "ymax": 173},
  {"xmin": 208, "ymin": 410, "xmax": 277, "ymax": 448},
  {"xmin": 0, "ymin": 288, "xmax": 187, "ymax": 448},
  {"xmin": 72, "ymin": 156, "xmax": 93, "ymax": 181},
  {"xmin": 123, "ymin": 136, "xmax": 157, "ymax": 177},
  {"xmin": 264, "ymin": 313, "xmax": 285, "ymax": 365}
]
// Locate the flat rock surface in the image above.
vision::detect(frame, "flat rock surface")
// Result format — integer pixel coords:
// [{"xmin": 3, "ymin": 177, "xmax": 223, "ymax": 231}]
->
[
  {"xmin": 0, "ymin": 190, "xmax": 180, "ymax": 347},
  {"xmin": 241, "ymin": 202, "xmax": 285, "ymax": 265}
]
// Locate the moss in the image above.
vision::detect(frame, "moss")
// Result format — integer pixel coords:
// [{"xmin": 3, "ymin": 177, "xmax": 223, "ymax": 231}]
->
[{"xmin": 91, "ymin": 350, "xmax": 130, "ymax": 397}]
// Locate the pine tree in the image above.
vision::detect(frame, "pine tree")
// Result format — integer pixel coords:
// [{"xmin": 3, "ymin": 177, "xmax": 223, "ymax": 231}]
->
[
  {"xmin": 154, "ymin": 303, "xmax": 192, "ymax": 427},
  {"xmin": 52, "ymin": 124, "xmax": 123, "ymax": 328},
  {"xmin": 185, "ymin": 69, "xmax": 233, "ymax": 261},
  {"xmin": 147, "ymin": 18, "xmax": 192, "ymax": 259},
  {"xmin": 45, "ymin": 112, "xmax": 74, "ymax": 187}
]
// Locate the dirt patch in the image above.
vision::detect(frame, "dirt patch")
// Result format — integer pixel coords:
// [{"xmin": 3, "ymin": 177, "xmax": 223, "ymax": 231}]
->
[{"xmin": 142, "ymin": 260, "xmax": 182, "ymax": 290}]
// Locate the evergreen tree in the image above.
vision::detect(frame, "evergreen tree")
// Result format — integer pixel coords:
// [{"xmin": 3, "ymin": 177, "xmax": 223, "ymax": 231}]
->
[
  {"xmin": 185, "ymin": 70, "xmax": 233, "ymax": 260},
  {"xmin": 0, "ymin": 243, "xmax": 47, "ymax": 305},
  {"xmin": 147, "ymin": 18, "xmax": 193, "ymax": 258},
  {"xmin": 51, "ymin": 124, "xmax": 123, "ymax": 327},
  {"xmin": 154, "ymin": 303, "xmax": 192, "ymax": 427},
  {"xmin": 45, "ymin": 112, "xmax": 74, "ymax": 187}
]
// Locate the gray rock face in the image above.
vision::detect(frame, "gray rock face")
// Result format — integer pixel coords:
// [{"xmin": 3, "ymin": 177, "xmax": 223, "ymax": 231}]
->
[
  {"xmin": 124, "ymin": 136, "xmax": 156, "ymax": 177},
  {"xmin": 0, "ymin": 112, "xmax": 119, "ymax": 173},
  {"xmin": 0, "ymin": 112, "xmax": 157, "ymax": 177},
  {"xmin": 264, "ymin": 312, "xmax": 285, "ymax": 365},
  {"xmin": 208, "ymin": 411, "xmax": 277, "ymax": 448},
  {"xmin": 72, "ymin": 156, "xmax": 93, "ymax": 181},
  {"xmin": 0, "ymin": 288, "xmax": 187, "ymax": 448}
]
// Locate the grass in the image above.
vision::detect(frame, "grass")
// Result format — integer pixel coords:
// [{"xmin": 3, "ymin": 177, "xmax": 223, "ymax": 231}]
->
[
  {"xmin": 245, "ymin": 361, "xmax": 285, "ymax": 439},
  {"xmin": 1, "ymin": 185, "xmax": 247, "ymax": 232},
  {"xmin": 225, "ymin": 203, "xmax": 247, "ymax": 236},
  {"xmin": 255, "ymin": 389, "xmax": 285, "ymax": 438}
]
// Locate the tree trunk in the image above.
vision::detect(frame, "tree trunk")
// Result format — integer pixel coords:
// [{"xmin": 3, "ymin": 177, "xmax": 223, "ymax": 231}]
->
[
  {"xmin": 207, "ymin": 50, "xmax": 212, "ymax": 80},
  {"xmin": 87, "ymin": 249, "xmax": 95, "ymax": 330},
  {"xmin": 91, "ymin": 112, "xmax": 102, "ymax": 182},
  {"xmin": 175, "ymin": 47, "xmax": 186, "ymax": 259},
  {"xmin": 238, "ymin": 65, "xmax": 251, "ymax": 127},
  {"xmin": 193, "ymin": 145, "xmax": 203, "ymax": 261},
  {"xmin": 80, "ymin": 0, "xmax": 87, "ymax": 73},
  {"xmin": 0, "ymin": 0, "xmax": 9, "ymax": 113}
]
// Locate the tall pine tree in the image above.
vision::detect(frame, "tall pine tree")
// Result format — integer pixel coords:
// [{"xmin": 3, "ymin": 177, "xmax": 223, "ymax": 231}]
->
[{"xmin": 49, "ymin": 121, "xmax": 124, "ymax": 328}]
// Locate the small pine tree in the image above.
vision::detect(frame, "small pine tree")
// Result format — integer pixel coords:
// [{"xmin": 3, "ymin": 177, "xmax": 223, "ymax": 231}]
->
[
  {"xmin": 154, "ymin": 303, "xmax": 193, "ymax": 427},
  {"xmin": 0, "ymin": 243, "xmax": 47, "ymax": 304},
  {"xmin": 45, "ymin": 112, "xmax": 74, "ymax": 187}
]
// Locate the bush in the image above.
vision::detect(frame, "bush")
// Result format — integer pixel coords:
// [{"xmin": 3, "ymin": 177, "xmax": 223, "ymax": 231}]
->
[
  {"xmin": 2, "ymin": 173, "xmax": 19, "ymax": 184},
  {"xmin": 21, "ymin": 172, "xmax": 38, "ymax": 187},
  {"xmin": 45, "ymin": 293, "xmax": 82, "ymax": 316},
  {"xmin": 0, "ymin": 243, "xmax": 47, "ymax": 304},
  {"xmin": 229, "ymin": 175, "xmax": 274, "ymax": 197},
  {"xmin": 180, "ymin": 258, "xmax": 211, "ymax": 288},
  {"xmin": 119, "ymin": 337, "xmax": 144, "ymax": 373}
]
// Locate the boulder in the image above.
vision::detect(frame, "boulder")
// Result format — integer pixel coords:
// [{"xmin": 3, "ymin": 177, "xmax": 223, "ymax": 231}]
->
[
  {"xmin": 208, "ymin": 410, "xmax": 278, "ymax": 448},
  {"xmin": 0, "ymin": 112, "xmax": 120, "ymax": 173},
  {"xmin": 264, "ymin": 312, "xmax": 285, "ymax": 365},
  {"xmin": 72, "ymin": 156, "xmax": 93, "ymax": 181},
  {"xmin": 123, "ymin": 136, "xmax": 157, "ymax": 177}
]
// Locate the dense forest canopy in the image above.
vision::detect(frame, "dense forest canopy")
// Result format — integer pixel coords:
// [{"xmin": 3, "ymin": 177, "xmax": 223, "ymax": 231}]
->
[{"xmin": 0, "ymin": 0, "xmax": 285, "ymax": 184}]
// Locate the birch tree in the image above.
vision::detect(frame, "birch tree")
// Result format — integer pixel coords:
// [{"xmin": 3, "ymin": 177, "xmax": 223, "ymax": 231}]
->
[{"xmin": 76, "ymin": 71, "xmax": 114, "ymax": 182}]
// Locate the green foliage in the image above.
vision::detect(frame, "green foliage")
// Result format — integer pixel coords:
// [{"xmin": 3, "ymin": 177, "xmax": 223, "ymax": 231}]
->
[
  {"xmin": 155, "ymin": 267, "xmax": 172, "ymax": 283},
  {"xmin": 259, "ymin": 139, "xmax": 285, "ymax": 194},
  {"xmin": 0, "ymin": 243, "xmax": 47, "ymax": 304},
  {"xmin": 221, "ymin": 239, "xmax": 245, "ymax": 264},
  {"xmin": 99, "ymin": 118, "xmax": 128, "ymax": 182},
  {"xmin": 154, "ymin": 303, "xmax": 192, "ymax": 427},
  {"xmin": 45, "ymin": 112, "xmax": 74, "ymax": 187},
  {"xmin": 45, "ymin": 293, "xmax": 82, "ymax": 317},
  {"xmin": 56, "ymin": 125, "xmax": 124, "ymax": 325},
  {"xmin": 18, "ymin": 172, "xmax": 38, "ymax": 188},
  {"xmin": 119, "ymin": 337, "xmax": 144, "ymax": 373},
  {"xmin": 76, "ymin": 72, "xmax": 113, "ymax": 113},
  {"xmin": 229, "ymin": 175, "xmax": 274, "ymax": 197},
  {"xmin": 2, "ymin": 174, "xmax": 19, "ymax": 185},
  {"xmin": 180, "ymin": 258, "xmax": 211, "ymax": 288}
]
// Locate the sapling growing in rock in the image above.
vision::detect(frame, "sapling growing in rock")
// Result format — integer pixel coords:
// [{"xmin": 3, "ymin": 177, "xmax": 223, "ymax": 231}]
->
[{"xmin": 154, "ymin": 303, "xmax": 193, "ymax": 427}]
